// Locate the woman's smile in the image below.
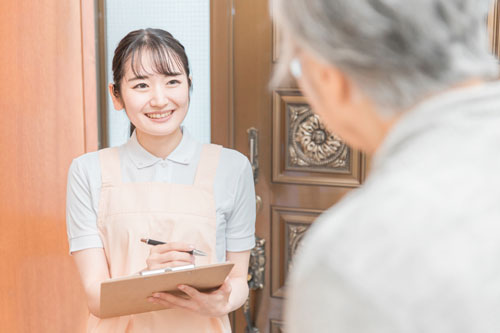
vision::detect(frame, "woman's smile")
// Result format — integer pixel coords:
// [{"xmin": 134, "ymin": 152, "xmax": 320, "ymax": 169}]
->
[{"xmin": 145, "ymin": 110, "xmax": 174, "ymax": 121}]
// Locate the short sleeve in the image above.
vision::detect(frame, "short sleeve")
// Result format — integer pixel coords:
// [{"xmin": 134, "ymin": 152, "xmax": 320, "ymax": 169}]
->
[
  {"xmin": 66, "ymin": 156, "xmax": 103, "ymax": 253},
  {"xmin": 225, "ymin": 156, "xmax": 256, "ymax": 252}
]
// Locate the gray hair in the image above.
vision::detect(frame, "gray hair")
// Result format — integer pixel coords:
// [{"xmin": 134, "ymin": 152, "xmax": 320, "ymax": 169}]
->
[{"xmin": 273, "ymin": 0, "xmax": 498, "ymax": 115}]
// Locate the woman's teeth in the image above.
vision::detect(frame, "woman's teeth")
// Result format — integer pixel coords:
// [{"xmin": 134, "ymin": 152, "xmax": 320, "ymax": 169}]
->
[{"xmin": 146, "ymin": 111, "xmax": 173, "ymax": 119}]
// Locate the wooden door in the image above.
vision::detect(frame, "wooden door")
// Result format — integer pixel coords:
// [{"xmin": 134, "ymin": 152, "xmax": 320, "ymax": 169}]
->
[
  {"xmin": 0, "ymin": 1, "xmax": 97, "ymax": 331},
  {"xmin": 212, "ymin": 1, "xmax": 366, "ymax": 332},
  {"xmin": 211, "ymin": 2, "xmax": 500, "ymax": 332},
  {"xmin": 233, "ymin": 2, "xmax": 366, "ymax": 332}
]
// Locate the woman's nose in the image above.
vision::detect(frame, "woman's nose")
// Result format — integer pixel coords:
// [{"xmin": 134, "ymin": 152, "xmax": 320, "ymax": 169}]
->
[{"xmin": 149, "ymin": 86, "xmax": 169, "ymax": 107}]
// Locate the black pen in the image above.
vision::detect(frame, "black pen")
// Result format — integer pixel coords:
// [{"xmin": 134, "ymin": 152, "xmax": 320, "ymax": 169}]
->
[{"xmin": 140, "ymin": 238, "xmax": 207, "ymax": 256}]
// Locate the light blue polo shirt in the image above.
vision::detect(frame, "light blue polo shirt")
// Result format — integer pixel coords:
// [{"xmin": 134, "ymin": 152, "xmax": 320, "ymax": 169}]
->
[{"xmin": 66, "ymin": 128, "xmax": 256, "ymax": 262}]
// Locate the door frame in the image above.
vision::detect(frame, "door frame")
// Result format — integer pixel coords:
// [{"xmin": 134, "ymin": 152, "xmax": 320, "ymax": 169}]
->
[
  {"xmin": 211, "ymin": 0, "xmax": 235, "ymax": 148},
  {"xmin": 82, "ymin": 0, "xmax": 100, "ymax": 152},
  {"xmin": 489, "ymin": 0, "xmax": 500, "ymax": 61},
  {"xmin": 210, "ymin": 2, "xmax": 254, "ymax": 331}
]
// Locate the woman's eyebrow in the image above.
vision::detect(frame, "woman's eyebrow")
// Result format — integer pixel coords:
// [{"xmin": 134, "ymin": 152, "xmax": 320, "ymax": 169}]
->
[
  {"xmin": 127, "ymin": 73, "xmax": 183, "ymax": 82},
  {"xmin": 128, "ymin": 75, "xmax": 148, "ymax": 82}
]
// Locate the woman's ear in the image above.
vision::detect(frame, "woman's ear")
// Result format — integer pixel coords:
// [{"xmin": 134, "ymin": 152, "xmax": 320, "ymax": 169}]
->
[{"xmin": 108, "ymin": 83, "xmax": 124, "ymax": 110}]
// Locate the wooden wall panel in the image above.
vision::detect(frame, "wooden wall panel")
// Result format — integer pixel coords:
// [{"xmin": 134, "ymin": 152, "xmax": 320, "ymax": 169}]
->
[
  {"xmin": 270, "ymin": 207, "xmax": 320, "ymax": 299},
  {"xmin": 0, "ymin": 0, "xmax": 96, "ymax": 332},
  {"xmin": 272, "ymin": 89, "xmax": 365, "ymax": 187}
]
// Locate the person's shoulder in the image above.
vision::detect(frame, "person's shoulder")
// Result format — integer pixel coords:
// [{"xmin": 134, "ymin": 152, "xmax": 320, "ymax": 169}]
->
[
  {"xmin": 68, "ymin": 150, "xmax": 102, "ymax": 179},
  {"xmin": 218, "ymin": 147, "xmax": 251, "ymax": 170},
  {"xmin": 72, "ymin": 150, "xmax": 100, "ymax": 167},
  {"xmin": 213, "ymin": 147, "xmax": 252, "ymax": 186}
]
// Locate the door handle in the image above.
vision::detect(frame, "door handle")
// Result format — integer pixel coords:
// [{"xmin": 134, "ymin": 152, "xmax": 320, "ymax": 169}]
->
[
  {"xmin": 247, "ymin": 237, "xmax": 266, "ymax": 290},
  {"xmin": 243, "ymin": 237, "xmax": 266, "ymax": 333},
  {"xmin": 255, "ymin": 194, "xmax": 263, "ymax": 214},
  {"xmin": 243, "ymin": 127, "xmax": 265, "ymax": 332},
  {"xmin": 247, "ymin": 127, "xmax": 259, "ymax": 184}
]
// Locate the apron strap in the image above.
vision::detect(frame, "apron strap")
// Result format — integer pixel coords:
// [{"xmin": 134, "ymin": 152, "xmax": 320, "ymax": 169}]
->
[
  {"xmin": 194, "ymin": 144, "xmax": 222, "ymax": 192},
  {"xmin": 99, "ymin": 147, "xmax": 122, "ymax": 187}
]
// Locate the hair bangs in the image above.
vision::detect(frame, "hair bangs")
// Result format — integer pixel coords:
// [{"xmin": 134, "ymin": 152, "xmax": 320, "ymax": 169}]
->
[{"xmin": 128, "ymin": 42, "xmax": 185, "ymax": 79}]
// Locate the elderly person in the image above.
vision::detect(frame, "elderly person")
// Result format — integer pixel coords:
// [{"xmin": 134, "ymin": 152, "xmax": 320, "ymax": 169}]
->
[{"xmin": 272, "ymin": 0, "xmax": 500, "ymax": 332}]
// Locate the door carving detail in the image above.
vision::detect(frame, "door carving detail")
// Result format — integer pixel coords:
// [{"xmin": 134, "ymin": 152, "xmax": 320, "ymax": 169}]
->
[
  {"xmin": 271, "ymin": 207, "xmax": 321, "ymax": 298},
  {"xmin": 273, "ymin": 89, "xmax": 365, "ymax": 187},
  {"xmin": 287, "ymin": 224, "xmax": 308, "ymax": 273},
  {"xmin": 289, "ymin": 104, "xmax": 349, "ymax": 170}
]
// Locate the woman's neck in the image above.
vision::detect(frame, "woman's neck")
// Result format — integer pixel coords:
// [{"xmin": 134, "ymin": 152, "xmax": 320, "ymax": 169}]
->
[{"xmin": 135, "ymin": 128, "xmax": 183, "ymax": 159}]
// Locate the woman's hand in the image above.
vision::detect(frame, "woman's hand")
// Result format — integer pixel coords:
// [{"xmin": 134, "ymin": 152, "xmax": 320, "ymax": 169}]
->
[
  {"xmin": 147, "ymin": 251, "xmax": 251, "ymax": 317},
  {"xmin": 147, "ymin": 278, "xmax": 232, "ymax": 317},
  {"xmin": 145, "ymin": 242, "xmax": 195, "ymax": 270}
]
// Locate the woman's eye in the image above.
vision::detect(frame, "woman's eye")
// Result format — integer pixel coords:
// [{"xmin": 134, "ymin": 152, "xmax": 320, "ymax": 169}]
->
[
  {"xmin": 167, "ymin": 80, "xmax": 180, "ymax": 85},
  {"xmin": 133, "ymin": 83, "xmax": 148, "ymax": 89}
]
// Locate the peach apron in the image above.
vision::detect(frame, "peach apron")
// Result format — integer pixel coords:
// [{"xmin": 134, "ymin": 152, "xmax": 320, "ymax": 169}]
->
[{"xmin": 87, "ymin": 144, "xmax": 230, "ymax": 333}]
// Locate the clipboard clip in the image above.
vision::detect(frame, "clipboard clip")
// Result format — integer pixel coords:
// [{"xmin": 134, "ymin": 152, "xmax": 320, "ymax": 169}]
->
[{"xmin": 140, "ymin": 264, "xmax": 195, "ymax": 276}]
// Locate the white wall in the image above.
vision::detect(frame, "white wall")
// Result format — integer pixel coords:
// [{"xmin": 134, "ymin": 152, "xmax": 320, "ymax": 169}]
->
[{"xmin": 105, "ymin": 0, "xmax": 211, "ymax": 146}]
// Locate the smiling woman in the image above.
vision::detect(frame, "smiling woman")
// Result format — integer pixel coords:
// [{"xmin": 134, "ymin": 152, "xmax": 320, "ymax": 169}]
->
[
  {"xmin": 66, "ymin": 29, "xmax": 256, "ymax": 332},
  {"xmin": 108, "ymin": 29, "xmax": 191, "ymax": 156}
]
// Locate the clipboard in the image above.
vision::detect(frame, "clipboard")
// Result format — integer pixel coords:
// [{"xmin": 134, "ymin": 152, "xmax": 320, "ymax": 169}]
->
[{"xmin": 100, "ymin": 262, "xmax": 234, "ymax": 318}]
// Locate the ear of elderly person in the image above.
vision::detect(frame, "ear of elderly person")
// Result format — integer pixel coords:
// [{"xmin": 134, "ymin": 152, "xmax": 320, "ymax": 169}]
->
[{"xmin": 272, "ymin": 0, "xmax": 500, "ymax": 332}]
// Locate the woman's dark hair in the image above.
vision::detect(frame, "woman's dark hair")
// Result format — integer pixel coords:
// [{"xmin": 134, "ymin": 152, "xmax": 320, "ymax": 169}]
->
[{"xmin": 110, "ymin": 28, "xmax": 191, "ymax": 135}]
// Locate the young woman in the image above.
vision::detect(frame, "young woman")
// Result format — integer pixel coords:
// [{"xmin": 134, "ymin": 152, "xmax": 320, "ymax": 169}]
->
[{"xmin": 66, "ymin": 28, "xmax": 255, "ymax": 332}]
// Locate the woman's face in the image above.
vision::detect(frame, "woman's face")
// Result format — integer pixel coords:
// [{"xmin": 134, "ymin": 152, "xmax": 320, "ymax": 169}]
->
[{"xmin": 110, "ymin": 51, "xmax": 190, "ymax": 138}]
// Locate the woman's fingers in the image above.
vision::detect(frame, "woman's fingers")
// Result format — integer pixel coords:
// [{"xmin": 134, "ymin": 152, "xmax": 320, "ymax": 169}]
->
[
  {"xmin": 178, "ymin": 284, "xmax": 201, "ymax": 298},
  {"xmin": 147, "ymin": 295, "xmax": 173, "ymax": 309},
  {"xmin": 149, "ymin": 280, "xmax": 233, "ymax": 317},
  {"xmin": 146, "ymin": 254, "xmax": 194, "ymax": 269},
  {"xmin": 149, "ymin": 242, "xmax": 195, "ymax": 254},
  {"xmin": 146, "ymin": 246, "xmax": 195, "ymax": 269},
  {"xmin": 152, "ymin": 292, "xmax": 197, "ymax": 312},
  {"xmin": 157, "ymin": 250, "xmax": 194, "ymax": 264},
  {"xmin": 148, "ymin": 260, "xmax": 194, "ymax": 270}
]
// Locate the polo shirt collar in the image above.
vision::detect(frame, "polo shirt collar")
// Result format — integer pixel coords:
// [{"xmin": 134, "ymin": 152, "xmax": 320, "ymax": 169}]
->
[
  {"xmin": 124, "ymin": 127, "xmax": 197, "ymax": 169},
  {"xmin": 167, "ymin": 127, "xmax": 198, "ymax": 165}
]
